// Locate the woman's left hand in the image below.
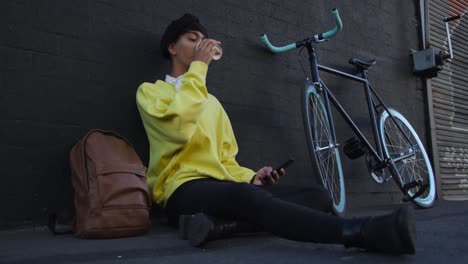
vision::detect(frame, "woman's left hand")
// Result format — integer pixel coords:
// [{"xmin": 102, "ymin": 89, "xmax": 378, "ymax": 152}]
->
[{"xmin": 251, "ymin": 166, "xmax": 285, "ymax": 186}]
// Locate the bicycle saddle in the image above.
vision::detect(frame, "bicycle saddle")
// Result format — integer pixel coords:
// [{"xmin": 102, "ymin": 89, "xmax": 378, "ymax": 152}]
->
[{"xmin": 349, "ymin": 58, "xmax": 377, "ymax": 70}]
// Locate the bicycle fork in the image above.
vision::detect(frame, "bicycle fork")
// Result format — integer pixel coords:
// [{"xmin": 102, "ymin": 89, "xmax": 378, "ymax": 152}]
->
[{"xmin": 307, "ymin": 43, "xmax": 339, "ymax": 146}]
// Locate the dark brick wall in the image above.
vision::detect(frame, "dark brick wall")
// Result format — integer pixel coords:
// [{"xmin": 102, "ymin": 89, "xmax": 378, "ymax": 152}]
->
[{"xmin": 0, "ymin": 0, "xmax": 425, "ymax": 228}]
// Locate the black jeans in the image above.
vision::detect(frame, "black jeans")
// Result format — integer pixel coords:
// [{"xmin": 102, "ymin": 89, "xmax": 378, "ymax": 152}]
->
[{"xmin": 165, "ymin": 178, "xmax": 344, "ymax": 243}]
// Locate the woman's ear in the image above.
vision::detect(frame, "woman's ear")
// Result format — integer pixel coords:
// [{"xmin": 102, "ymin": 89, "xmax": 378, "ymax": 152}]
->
[{"xmin": 168, "ymin": 43, "xmax": 176, "ymax": 56}]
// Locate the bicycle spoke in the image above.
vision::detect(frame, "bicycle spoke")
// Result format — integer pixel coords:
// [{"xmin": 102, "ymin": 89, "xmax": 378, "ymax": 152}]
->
[
  {"xmin": 380, "ymin": 109, "xmax": 435, "ymax": 207},
  {"xmin": 316, "ymin": 95, "xmax": 342, "ymax": 205},
  {"xmin": 308, "ymin": 93, "xmax": 343, "ymax": 205},
  {"xmin": 392, "ymin": 151, "xmax": 433, "ymax": 197}
]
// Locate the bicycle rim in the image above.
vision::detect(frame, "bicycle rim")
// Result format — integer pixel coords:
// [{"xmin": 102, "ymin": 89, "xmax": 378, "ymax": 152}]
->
[
  {"xmin": 303, "ymin": 83, "xmax": 345, "ymax": 215},
  {"xmin": 379, "ymin": 109, "xmax": 436, "ymax": 207}
]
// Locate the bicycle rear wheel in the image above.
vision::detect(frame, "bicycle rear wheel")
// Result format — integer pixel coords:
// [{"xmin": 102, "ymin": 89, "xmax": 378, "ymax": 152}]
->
[
  {"xmin": 302, "ymin": 82, "xmax": 346, "ymax": 215},
  {"xmin": 379, "ymin": 109, "xmax": 436, "ymax": 207}
]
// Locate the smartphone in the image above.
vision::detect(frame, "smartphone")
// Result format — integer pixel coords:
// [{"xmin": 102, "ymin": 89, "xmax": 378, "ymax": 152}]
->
[{"xmin": 270, "ymin": 158, "xmax": 295, "ymax": 176}]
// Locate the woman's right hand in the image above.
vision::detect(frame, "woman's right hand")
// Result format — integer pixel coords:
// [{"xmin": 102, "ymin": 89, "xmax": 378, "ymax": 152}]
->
[
  {"xmin": 193, "ymin": 39, "xmax": 221, "ymax": 65},
  {"xmin": 251, "ymin": 166, "xmax": 284, "ymax": 186}
]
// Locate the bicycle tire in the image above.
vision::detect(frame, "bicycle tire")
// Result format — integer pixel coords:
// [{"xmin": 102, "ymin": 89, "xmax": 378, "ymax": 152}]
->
[
  {"xmin": 379, "ymin": 108, "xmax": 436, "ymax": 207},
  {"xmin": 302, "ymin": 81, "xmax": 346, "ymax": 215}
]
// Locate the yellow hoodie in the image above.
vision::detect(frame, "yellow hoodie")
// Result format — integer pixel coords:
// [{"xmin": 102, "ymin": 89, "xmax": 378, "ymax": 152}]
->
[{"xmin": 136, "ymin": 61, "xmax": 255, "ymax": 206}]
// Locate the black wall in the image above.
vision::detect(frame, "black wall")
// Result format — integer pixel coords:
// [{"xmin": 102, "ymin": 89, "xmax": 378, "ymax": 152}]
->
[{"xmin": 0, "ymin": 0, "xmax": 425, "ymax": 228}]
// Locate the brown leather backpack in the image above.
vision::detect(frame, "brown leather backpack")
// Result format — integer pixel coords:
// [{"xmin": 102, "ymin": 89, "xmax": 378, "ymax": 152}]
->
[{"xmin": 69, "ymin": 129, "xmax": 151, "ymax": 238}]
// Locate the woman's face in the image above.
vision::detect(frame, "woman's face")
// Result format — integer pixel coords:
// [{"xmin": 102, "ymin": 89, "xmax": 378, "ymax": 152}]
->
[{"xmin": 168, "ymin": 30, "xmax": 205, "ymax": 69}]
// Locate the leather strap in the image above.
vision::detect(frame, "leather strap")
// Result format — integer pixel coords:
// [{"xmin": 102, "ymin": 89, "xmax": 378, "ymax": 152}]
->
[
  {"xmin": 48, "ymin": 213, "xmax": 74, "ymax": 235},
  {"xmin": 96, "ymin": 163, "xmax": 147, "ymax": 177}
]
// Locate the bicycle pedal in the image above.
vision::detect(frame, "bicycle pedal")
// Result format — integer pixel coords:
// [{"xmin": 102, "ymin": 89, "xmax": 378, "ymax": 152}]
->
[
  {"xmin": 401, "ymin": 181, "xmax": 429, "ymax": 202},
  {"xmin": 343, "ymin": 137, "xmax": 365, "ymax": 159}
]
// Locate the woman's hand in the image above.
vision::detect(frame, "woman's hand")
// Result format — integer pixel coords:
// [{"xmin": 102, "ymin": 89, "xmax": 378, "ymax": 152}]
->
[{"xmin": 251, "ymin": 166, "xmax": 285, "ymax": 186}]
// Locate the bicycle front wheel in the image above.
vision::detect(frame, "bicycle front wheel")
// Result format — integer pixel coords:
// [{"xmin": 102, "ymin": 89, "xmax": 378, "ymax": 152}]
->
[
  {"xmin": 379, "ymin": 109, "xmax": 436, "ymax": 207},
  {"xmin": 302, "ymin": 82, "xmax": 346, "ymax": 215}
]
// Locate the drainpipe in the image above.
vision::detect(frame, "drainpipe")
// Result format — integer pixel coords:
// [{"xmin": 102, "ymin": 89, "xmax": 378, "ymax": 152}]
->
[
  {"xmin": 419, "ymin": 0, "xmax": 427, "ymax": 49},
  {"xmin": 418, "ymin": 0, "xmax": 442, "ymax": 200}
]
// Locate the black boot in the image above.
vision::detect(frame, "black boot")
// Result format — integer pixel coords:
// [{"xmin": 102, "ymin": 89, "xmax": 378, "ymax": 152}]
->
[
  {"xmin": 178, "ymin": 213, "xmax": 254, "ymax": 247},
  {"xmin": 342, "ymin": 206, "xmax": 416, "ymax": 254}
]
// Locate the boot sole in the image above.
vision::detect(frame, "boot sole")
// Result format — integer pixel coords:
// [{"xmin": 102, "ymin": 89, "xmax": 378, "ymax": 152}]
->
[{"xmin": 187, "ymin": 213, "xmax": 214, "ymax": 247}]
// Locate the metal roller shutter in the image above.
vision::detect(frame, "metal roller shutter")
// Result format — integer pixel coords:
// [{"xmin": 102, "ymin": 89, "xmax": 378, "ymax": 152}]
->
[{"xmin": 428, "ymin": 0, "xmax": 468, "ymax": 200}]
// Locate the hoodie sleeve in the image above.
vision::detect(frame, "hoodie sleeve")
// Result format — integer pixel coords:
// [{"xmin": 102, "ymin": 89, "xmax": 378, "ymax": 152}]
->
[{"xmin": 136, "ymin": 61, "xmax": 209, "ymax": 145}]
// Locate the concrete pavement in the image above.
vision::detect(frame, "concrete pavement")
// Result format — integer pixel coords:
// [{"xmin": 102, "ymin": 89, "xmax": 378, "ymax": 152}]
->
[{"xmin": 1, "ymin": 200, "xmax": 468, "ymax": 264}]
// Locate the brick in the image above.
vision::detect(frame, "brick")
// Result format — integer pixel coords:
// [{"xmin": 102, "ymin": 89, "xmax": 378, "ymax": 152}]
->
[
  {"xmin": 0, "ymin": 24, "xmax": 61, "ymax": 55},
  {"xmin": 0, "ymin": 0, "xmax": 36, "ymax": 25},
  {"xmin": 97, "ymin": 0, "xmax": 146, "ymax": 13},
  {"xmin": 30, "ymin": 0, "xmax": 90, "ymax": 38},
  {"xmin": 0, "ymin": 46, "xmax": 33, "ymax": 70},
  {"xmin": 141, "ymin": 0, "xmax": 160, "ymax": 15},
  {"xmin": 0, "ymin": 145, "xmax": 76, "ymax": 227},
  {"xmin": 87, "ymin": 20, "xmax": 156, "ymax": 64},
  {"xmin": 60, "ymin": 36, "xmax": 112, "ymax": 63},
  {"xmin": 0, "ymin": 74, "xmax": 104, "ymax": 125},
  {"xmin": 268, "ymin": 3, "xmax": 301, "ymax": 26},
  {"xmin": 32, "ymin": 0, "xmax": 91, "ymax": 18},
  {"xmin": 379, "ymin": 0, "xmax": 401, "ymax": 16},
  {"xmin": 0, "ymin": 119, "xmax": 82, "ymax": 149},
  {"xmin": 1, "ymin": 70, "xmax": 34, "ymax": 100},
  {"xmin": 223, "ymin": 0, "xmax": 271, "ymax": 14},
  {"xmin": 32, "ymin": 53, "xmax": 91, "ymax": 79},
  {"xmin": 0, "ymin": 72, "xmax": 3, "ymax": 94},
  {"xmin": 60, "ymin": 36, "xmax": 93, "ymax": 61},
  {"xmin": 90, "ymin": 1, "xmax": 151, "ymax": 32}
]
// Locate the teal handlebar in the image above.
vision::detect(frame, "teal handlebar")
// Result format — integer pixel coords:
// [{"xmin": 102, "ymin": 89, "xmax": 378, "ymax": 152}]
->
[
  {"xmin": 322, "ymin": 9, "xmax": 343, "ymax": 39},
  {"xmin": 260, "ymin": 34, "xmax": 297, "ymax": 53},
  {"xmin": 260, "ymin": 8, "xmax": 343, "ymax": 54}
]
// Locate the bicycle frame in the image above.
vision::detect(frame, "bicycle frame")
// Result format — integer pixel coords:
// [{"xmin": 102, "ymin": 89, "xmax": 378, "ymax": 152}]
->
[{"xmin": 305, "ymin": 42, "xmax": 416, "ymax": 173}]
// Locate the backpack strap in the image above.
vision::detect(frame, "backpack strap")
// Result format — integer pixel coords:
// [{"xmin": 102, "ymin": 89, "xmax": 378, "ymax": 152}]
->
[
  {"xmin": 96, "ymin": 163, "xmax": 147, "ymax": 177},
  {"xmin": 47, "ymin": 212, "xmax": 74, "ymax": 235}
]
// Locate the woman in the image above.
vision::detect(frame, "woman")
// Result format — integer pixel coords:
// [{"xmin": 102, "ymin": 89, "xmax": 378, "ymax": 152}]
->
[{"xmin": 136, "ymin": 13, "xmax": 415, "ymax": 254}]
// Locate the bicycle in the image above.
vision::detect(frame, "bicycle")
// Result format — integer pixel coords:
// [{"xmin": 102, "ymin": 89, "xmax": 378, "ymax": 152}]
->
[{"xmin": 260, "ymin": 9, "xmax": 436, "ymax": 216}]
